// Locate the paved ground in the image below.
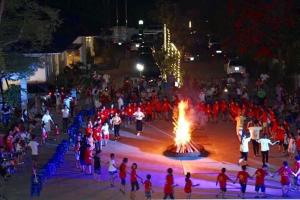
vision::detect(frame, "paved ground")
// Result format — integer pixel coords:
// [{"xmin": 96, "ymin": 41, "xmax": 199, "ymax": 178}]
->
[
  {"xmin": 4, "ymin": 52, "xmax": 299, "ymax": 199},
  {"xmin": 33, "ymin": 118, "xmax": 300, "ymax": 200}
]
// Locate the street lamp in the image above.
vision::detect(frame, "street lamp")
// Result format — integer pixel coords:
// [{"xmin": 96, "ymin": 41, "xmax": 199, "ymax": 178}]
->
[
  {"xmin": 138, "ymin": 20, "xmax": 144, "ymax": 25},
  {"xmin": 136, "ymin": 63, "xmax": 144, "ymax": 76}
]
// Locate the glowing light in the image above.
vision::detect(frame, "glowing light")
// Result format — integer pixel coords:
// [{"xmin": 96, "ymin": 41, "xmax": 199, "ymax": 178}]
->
[
  {"xmin": 138, "ymin": 20, "xmax": 144, "ymax": 25},
  {"xmin": 189, "ymin": 57, "xmax": 194, "ymax": 61},
  {"xmin": 234, "ymin": 67, "xmax": 240, "ymax": 71},
  {"xmin": 216, "ymin": 50, "xmax": 222, "ymax": 54},
  {"xmin": 136, "ymin": 63, "xmax": 144, "ymax": 72},
  {"xmin": 118, "ymin": 42, "xmax": 122, "ymax": 46},
  {"xmin": 135, "ymin": 43, "xmax": 140, "ymax": 48},
  {"xmin": 174, "ymin": 101, "xmax": 191, "ymax": 147}
]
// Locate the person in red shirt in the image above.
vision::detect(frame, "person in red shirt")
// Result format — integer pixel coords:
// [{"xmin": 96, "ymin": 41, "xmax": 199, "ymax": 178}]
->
[
  {"xmin": 145, "ymin": 101, "xmax": 153, "ymax": 122},
  {"xmin": 84, "ymin": 145, "xmax": 92, "ymax": 175},
  {"xmin": 294, "ymin": 155, "xmax": 300, "ymax": 191},
  {"xmin": 119, "ymin": 157, "xmax": 128, "ymax": 193},
  {"xmin": 93, "ymin": 123, "xmax": 102, "ymax": 151},
  {"xmin": 220, "ymin": 100, "xmax": 227, "ymax": 121},
  {"xmin": 163, "ymin": 168, "xmax": 177, "ymax": 199},
  {"xmin": 154, "ymin": 99, "xmax": 162, "ymax": 120},
  {"xmin": 276, "ymin": 124, "xmax": 285, "ymax": 152},
  {"xmin": 273, "ymin": 161, "xmax": 296, "ymax": 197},
  {"xmin": 216, "ymin": 168, "xmax": 233, "ymax": 198},
  {"xmin": 205, "ymin": 104, "xmax": 212, "ymax": 122},
  {"xmin": 125, "ymin": 103, "xmax": 134, "ymax": 126},
  {"xmin": 143, "ymin": 174, "xmax": 153, "ymax": 200},
  {"xmin": 162, "ymin": 98, "xmax": 171, "ymax": 121},
  {"xmin": 130, "ymin": 163, "xmax": 140, "ymax": 200},
  {"xmin": 234, "ymin": 165, "xmax": 252, "ymax": 198},
  {"xmin": 253, "ymin": 165, "xmax": 269, "ymax": 198},
  {"xmin": 212, "ymin": 101, "xmax": 219, "ymax": 123},
  {"xmin": 184, "ymin": 172, "xmax": 199, "ymax": 199}
]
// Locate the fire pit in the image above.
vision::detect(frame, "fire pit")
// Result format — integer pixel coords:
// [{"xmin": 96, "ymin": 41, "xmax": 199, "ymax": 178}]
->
[{"xmin": 164, "ymin": 101, "xmax": 207, "ymax": 159}]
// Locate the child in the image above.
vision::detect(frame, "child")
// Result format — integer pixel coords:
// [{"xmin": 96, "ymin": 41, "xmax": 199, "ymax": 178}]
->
[
  {"xmin": 130, "ymin": 163, "xmax": 140, "ymax": 200},
  {"xmin": 184, "ymin": 172, "xmax": 200, "ymax": 199},
  {"xmin": 253, "ymin": 165, "xmax": 269, "ymax": 198},
  {"xmin": 163, "ymin": 168, "xmax": 177, "ymax": 199},
  {"xmin": 143, "ymin": 174, "xmax": 153, "ymax": 200},
  {"xmin": 216, "ymin": 168, "xmax": 232, "ymax": 198},
  {"xmin": 273, "ymin": 161, "xmax": 296, "ymax": 197},
  {"xmin": 93, "ymin": 150, "xmax": 101, "ymax": 181},
  {"xmin": 54, "ymin": 124, "xmax": 60, "ymax": 141},
  {"xmin": 74, "ymin": 141, "xmax": 80, "ymax": 169},
  {"xmin": 84, "ymin": 144, "xmax": 92, "ymax": 175},
  {"xmin": 234, "ymin": 165, "xmax": 251, "ymax": 198},
  {"xmin": 108, "ymin": 153, "xmax": 118, "ymax": 187},
  {"xmin": 15, "ymin": 138, "xmax": 24, "ymax": 164},
  {"xmin": 288, "ymin": 135, "xmax": 296, "ymax": 159},
  {"xmin": 119, "ymin": 157, "xmax": 128, "ymax": 194},
  {"xmin": 101, "ymin": 122, "xmax": 110, "ymax": 146},
  {"xmin": 41, "ymin": 124, "xmax": 48, "ymax": 144}
]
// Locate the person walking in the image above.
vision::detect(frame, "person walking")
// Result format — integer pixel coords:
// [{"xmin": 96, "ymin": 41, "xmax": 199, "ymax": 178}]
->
[
  {"xmin": 130, "ymin": 163, "xmax": 140, "ymax": 200},
  {"xmin": 216, "ymin": 168, "xmax": 233, "ymax": 198},
  {"xmin": 108, "ymin": 153, "xmax": 118, "ymax": 187},
  {"xmin": 41, "ymin": 110, "xmax": 54, "ymax": 134},
  {"xmin": 273, "ymin": 161, "xmax": 296, "ymax": 197},
  {"xmin": 112, "ymin": 113, "xmax": 122, "ymax": 140},
  {"xmin": 234, "ymin": 165, "xmax": 252, "ymax": 199},
  {"xmin": 184, "ymin": 172, "xmax": 199, "ymax": 199},
  {"xmin": 28, "ymin": 135, "xmax": 39, "ymax": 166},
  {"xmin": 248, "ymin": 119, "xmax": 262, "ymax": 157},
  {"xmin": 119, "ymin": 157, "xmax": 128, "ymax": 194},
  {"xmin": 61, "ymin": 105, "xmax": 70, "ymax": 134},
  {"xmin": 133, "ymin": 107, "xmax": 145, "ymax": 136},
  {"xmin": 239, "ymin": 134, "xmax": 251, "ymax": 166},
  {"xmin": 163, "ymin": 168, "xmax": 177, "ymax": 199},
  {"xmin": 253, "ymin": 165, "xmax": 269, "ymax": 198},
  {"xmin": 257, "ymin": 134, "xmax": 279, "ymax": 166}
]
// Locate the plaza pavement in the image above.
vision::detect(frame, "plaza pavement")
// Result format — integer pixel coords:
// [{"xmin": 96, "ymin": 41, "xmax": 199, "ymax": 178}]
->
[{"xmin": 35, "ymin": 119, "xmax": 300, "ymax": 199}]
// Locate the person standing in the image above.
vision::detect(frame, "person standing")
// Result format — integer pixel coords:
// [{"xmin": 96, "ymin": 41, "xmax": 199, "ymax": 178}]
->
[
  {"xmin": 133, "ymin": 107, "xmax": 145, "ymax": 136},
  {"xmin": 253, "ymin": 165, "xmax": 269, "ymax": 198},
  {"xmin": 28, "ymin": 135, "xmax": 39, "ymax": 166},
  {"xmin": 184, "ymin": 172, "xmax": 199, "ymax": 199},
  {"xmin": 239, "ymin": 135, "xmax": 251, "ymax": 166},
  {"xmin": 112, "ymin": 113, "xmax": 122, "ymax": 140},
  {"xmin": 93, "ymin": 150, "xmax": 101, "ymax": 181},
  {"xmin": 61, "ymin": 105, "xmax": 70, "ymax": 134},
  {"xmin": 293, "ymin": 156, "xmax": 300, "ymax": 191},
  {"xmin": 119, "ymin": 157, "xmax": 128, "ymax": 194},
  {"xmin": 41, "ymin": 110, "xmax": 54, "ymax": 134},
  {"xmin": 108, "ymin": 153, "xmax": 118, "ymax": 187},
  {"xmin": 257, "ymin": 134, "xmax": 279, "ymax": 166},
  {"xmin": 143, "ymin": 174, "xmax": 153, "ymax": 200},
  {"xmin": 130, "ymin": 163, "xmax": 140, "ymax": 200},
  {"xmin": 216, "ymin": 168, "xmax": 233, "ymax": 198},
  {"xmin": 235, "ymin": 110, "xmax": 246, "ymax": 141},
  {"xmin": 234, "ymin": 165, "xmax": 251, "ymax": 199},
  {"xmin": 101, "ymin": 122, "xmax": 110, "ymax": 146},
  {"xmin": 248, "ymin": 120, "xmax": 262, "ymax": 157},
  {"xmin": 163, "ymin": 168, "xmax": 177, "ymax": 199}
]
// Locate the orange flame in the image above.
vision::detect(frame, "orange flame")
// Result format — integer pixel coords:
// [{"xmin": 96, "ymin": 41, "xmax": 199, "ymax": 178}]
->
[{"xmin": 174, "ymin": 101, "xmax": 191, "ymax": 146}]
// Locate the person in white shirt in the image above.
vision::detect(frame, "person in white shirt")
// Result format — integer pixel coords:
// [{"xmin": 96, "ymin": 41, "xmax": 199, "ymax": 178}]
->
[
  {"xmin": 108, "ymin": 153, "xmax": 117, "ymax": 187},
  {"xmin": 133, "ymin": 107, "xmax": 145, "ymax": 136},
  {"xmin": 117, "ymin": 96, "xmax": 124, "ymax": 110},
  {"xmin": 28, "ymin": 135, "xmax": 39, "ymax": 165},
  {"xmin": 239, "ymin": 135, "xmax": 251, "ymax": 165},
  {"xmin": 248, "ymin": 120, "xmax": 262, "ymax": 157},
  {"xmin": 101, "ymin": 122, "xmax": 110, "ymax": 145},
  {"xmin": 61, "ymin": 105, "xmax": 70, "ymax": 133},
  {"xmin": 112, "ymin": 113, "xmax": 122, "ymax": 140},
  {"xmin": 257, "ymin": 134, "xmax": 279, "ymax": 166},
  {"xmin": 42, "ymin": 110, "xmax": 54, "ymax": 133}
]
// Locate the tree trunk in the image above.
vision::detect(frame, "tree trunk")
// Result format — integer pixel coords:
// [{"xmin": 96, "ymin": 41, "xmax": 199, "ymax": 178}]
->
[
  {"xmin": 20, "ymin": 78, "xmax": 28, "ymax": 110},
  {"xmin": 0, "ymin": 0, "xmax": 4, "ymax": 25},
  {"xmin": 5, "ymin": 77, "xmax": 9, "ymax": 89},
  {"xmin": 0, "ymin": 77, "xmax": 4, "ymax": 102}
]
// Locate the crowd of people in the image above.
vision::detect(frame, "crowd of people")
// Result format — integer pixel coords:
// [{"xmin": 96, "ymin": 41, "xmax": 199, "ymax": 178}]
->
[
  {"xmin": 57, "ymin": 71, "xmax": 300, "ymax": 199},
  {"xmin": 1, "ymin": 68, "xmax": 300, "ymax": 198}
]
